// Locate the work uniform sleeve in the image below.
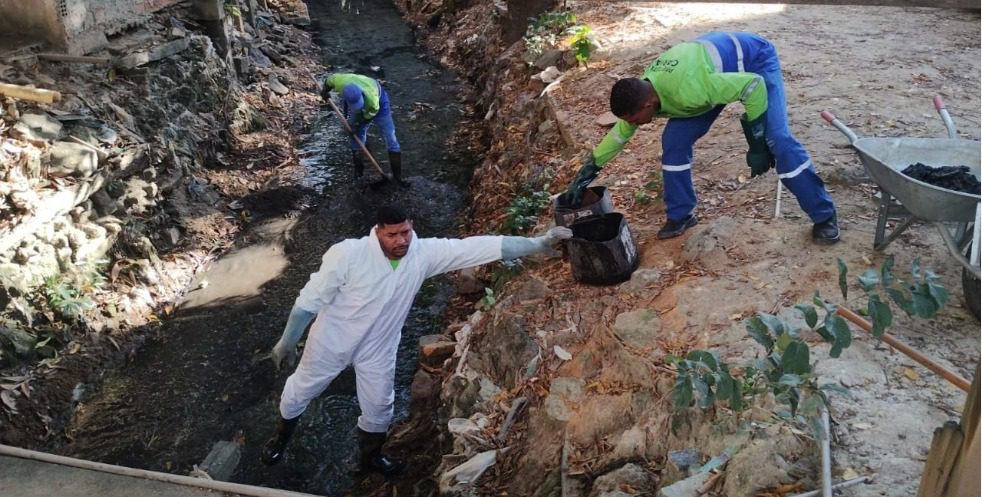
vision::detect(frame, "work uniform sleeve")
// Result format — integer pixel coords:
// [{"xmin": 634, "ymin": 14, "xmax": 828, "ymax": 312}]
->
[
  {"xmin": 705, "ymin": 72, "xmax": 767, "ymax": 120},
  {"xmin": 420, "ymin": 236, "xmax": 504, "ymax": 278},
  {"xmin": 592, "ymin": 119, "xmax": 639, "ymax": 167},
  {"xmin": 294, "ymin": 242, "xmax": 348, "ymax": 313}
]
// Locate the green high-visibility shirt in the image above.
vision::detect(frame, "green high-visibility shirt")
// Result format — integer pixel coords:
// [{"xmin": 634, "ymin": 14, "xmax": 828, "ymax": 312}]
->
[
  {"xmin": 592, "ymin": 42, "xmax": 767, "ymax": 167},
  {"xmin": 324, "ymin": 73, "xmax": 381, "ymax": 121}
]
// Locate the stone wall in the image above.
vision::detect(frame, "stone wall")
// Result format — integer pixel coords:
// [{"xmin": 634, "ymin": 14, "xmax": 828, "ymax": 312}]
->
[{"xmin": 0, "ymin": 0, "xmax": 183, "ymax": 54}]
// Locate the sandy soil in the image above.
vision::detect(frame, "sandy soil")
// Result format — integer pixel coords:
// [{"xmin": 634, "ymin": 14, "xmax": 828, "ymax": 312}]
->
[{"xmin": 544, "ymin": 3, "xmax": 980, "ymax": 495}]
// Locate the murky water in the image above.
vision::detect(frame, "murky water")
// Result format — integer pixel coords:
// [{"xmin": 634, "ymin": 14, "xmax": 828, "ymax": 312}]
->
[{"xmin": 56, "ymin": 1, "xmax": 481, "ymax": 495}]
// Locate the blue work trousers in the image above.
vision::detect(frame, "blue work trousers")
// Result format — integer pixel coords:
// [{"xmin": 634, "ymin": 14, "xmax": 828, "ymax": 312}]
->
[
  {"xmin": 345, "ymin": 82, "xmax": 401, "ymax": 153},
  {"xmin": 660, "ymin": 32, "xmax": 835, "ymax": 223}
]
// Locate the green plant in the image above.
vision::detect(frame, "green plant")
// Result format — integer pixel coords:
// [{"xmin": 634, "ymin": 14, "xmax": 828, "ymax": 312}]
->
[
  {"xmin": 566, "ymin": 25, "xmax": 594, "ymax": 65},
  {"xmin": 478, "ymin": 287, "xmax": 496, "ymax": 311},
  {"xmin": 633, "ymin": 190, "xmax": 652, "ymax": 205},
  {"xmin": 634, "ymin": 171, "xmax": 662, "ymax": 205},
  {"xmin": 668, "ymin": 256, "xmax": 947, "ymax": 440},
  {"xmin": 224, "ymin": 3, "xmax": 241, "ymax": 17},
  {"xmin": 522, "ymin": 11, "xmax": 577, "ymax": 65},
  {"xmin": 43, "ymin": 274, "xmax": 96, "ymax": 322},
  {"xmin": 504, "ymin": 183, "xmax": 552, "ymax": 234}
]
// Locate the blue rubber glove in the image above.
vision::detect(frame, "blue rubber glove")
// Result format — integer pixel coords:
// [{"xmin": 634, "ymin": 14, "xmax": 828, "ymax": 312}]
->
[
  {"xmin": 502, "ymin": 226, "xmax": 573, "ymax": 260},
  {"xmin": 271, "ymin": 306, "xmax": 316, "ymax": 370}
]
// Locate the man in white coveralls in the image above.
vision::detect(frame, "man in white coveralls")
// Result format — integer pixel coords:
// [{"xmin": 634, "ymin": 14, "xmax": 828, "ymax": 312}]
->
[{"xmin": 262, "ymin": 204, "xmax": 572, "ymax": 475}]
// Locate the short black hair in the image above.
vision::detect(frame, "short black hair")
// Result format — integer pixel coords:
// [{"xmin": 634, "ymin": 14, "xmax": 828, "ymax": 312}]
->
[
  {"xmin": 610, "ymin": 78, "xmax": 652, "ymax": 117},
  {"xmin": 377, "ymin": 205, "xmax": 411, "ymax": 226}
]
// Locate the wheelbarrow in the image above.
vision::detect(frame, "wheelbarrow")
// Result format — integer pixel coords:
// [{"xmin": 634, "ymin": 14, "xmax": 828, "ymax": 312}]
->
[{"xmin": 822, "ymin": 96, "xmax": 980, "ymax": 318}]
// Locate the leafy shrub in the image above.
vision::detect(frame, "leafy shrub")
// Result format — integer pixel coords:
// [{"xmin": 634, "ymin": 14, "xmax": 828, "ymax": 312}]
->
[
  {"xmin": 669, "ymin": 256, "xmax": 948, "ymax": 440},
  {"xmin": 504, "ymin": 184, "xmax": 552, "ymax": 234}
]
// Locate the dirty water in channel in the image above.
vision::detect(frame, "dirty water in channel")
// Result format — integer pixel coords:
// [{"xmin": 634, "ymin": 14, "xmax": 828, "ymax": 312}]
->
[{"xmin": 56, "ymin": 1, "xmax": 481, "ymax": 495}]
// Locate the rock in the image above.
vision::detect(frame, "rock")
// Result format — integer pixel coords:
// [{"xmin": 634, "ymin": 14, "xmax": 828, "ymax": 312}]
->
[
  {"xmin": 267, "ymin": 75, "xmax": 289, "ymax": 95},
  {"xmin": 162, "ymin": 227, "xmax": 182, "ymax": 247},
  {"xmin": 612, "ymin": 308, "xmax": 662, "ymax": 350},
  {"xmin": 12, "ymin": 113, "xmax": 63, "ymax": 143},
  {"xmin": 115, "ymin": 38, "xmax": 191, "ymax": 70},
  {"xmin": 680, "ymin": 216, "xmax": 737, "ymax": 267},
  {"xmin": 537, "ymin": 66, "xmax": 561, "ymax": 83},
  {"xmin": 595, "ymin": 111, "xmax": 619, "ymax": 127},
  {"xmin": 657, "ymin": 472, "xmax": 712, "ymax": 497},
  {"xmin": 620, "ymin": 268, "xmax": 663, "ymax": 294},
  {"xmin": 543, "ymin": 377, "xmax": 584, "ymax": 421},
  {"xmin": 0, "ymin": 324, "xmax": 36, "ymax": 357},
  {"xmin": 590, "ymin": 463, "xmax": 654, "ymax": 497},
  {"xmin": 249, "ymin": 47, "xmax": 273, "ymax": 67},
  {"xmin": 455, "ymin": 267, "xmax": 486, "ymax": 294},
  {"xmin": 513, "ymin": 275, "xmax": 552, "ymax": 301},
  {"xmin": 663, "ymin": 448, "xmax": 702, "ymax": 484},
  {"xmin": 534, "ymin": 49, "xmax": 565, "ymax": 70},
  {"xmin": 420, "ymin": 335, "xmax": 456, "ymax": 367},
  {"xmin": 195, "ymin": 440, "xmax": 241, "ymax": 481},
  {"xmin": 47, "ymin": 142, "xmax": 99, "ymax": 178}
]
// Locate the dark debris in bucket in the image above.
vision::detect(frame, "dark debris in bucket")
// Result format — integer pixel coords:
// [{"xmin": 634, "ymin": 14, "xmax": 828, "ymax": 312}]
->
[{"xmin": 902, "ymin": 163, "xmax": 981, "ymax": 195}]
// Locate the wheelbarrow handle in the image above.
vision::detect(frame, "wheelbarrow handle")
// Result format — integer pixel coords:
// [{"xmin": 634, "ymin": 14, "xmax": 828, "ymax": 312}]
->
[
  {"xmin": 933, "ymin": 95, "xmax": 958, "ymax": 139},
  {"xmin": 819, "ymin": 110, "xmax": 859, "ymax": 144}
]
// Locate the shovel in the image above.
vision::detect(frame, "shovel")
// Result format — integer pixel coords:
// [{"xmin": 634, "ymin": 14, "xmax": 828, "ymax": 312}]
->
[{"xmin": 324, "ymin": 97, "xmax": 393, "ymax": 185}]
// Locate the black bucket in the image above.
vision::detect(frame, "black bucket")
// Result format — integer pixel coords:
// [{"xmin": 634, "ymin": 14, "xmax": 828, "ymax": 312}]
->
[
  {"xmin": 553, "ymin": 186, "xmax": 614, "ymax": 227},
  {"xmin": 567, "ymin": 213, "xmax": 640, "ymax": 285}
]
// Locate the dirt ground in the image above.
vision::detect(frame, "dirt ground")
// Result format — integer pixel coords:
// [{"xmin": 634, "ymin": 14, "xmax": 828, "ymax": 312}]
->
[{"xmin": 396, "ymin": 2, "xmax": 980, "ymax": 495}]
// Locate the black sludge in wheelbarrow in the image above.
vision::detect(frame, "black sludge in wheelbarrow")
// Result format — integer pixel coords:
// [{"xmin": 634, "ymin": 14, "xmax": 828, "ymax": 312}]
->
[{"xmin": 902, "ymin": 162, "xmax": 981, "ymax": 195}]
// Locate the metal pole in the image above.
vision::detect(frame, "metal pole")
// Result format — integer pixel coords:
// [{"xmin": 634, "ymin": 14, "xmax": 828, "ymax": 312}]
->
[
  {"xmin": 820, "ymin": 404, "xmax": 833, "ymax": 497},
  {"xmin": 788, "ymin": 475, "xmax": 872, "ymax": 497}
]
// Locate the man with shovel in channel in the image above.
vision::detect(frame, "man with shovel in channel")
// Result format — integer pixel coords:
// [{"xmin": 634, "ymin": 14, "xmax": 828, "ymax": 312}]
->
[
  {"xmin": 563, "ymin": 32, "xmax": 840, "ymax": 244},
  {"xmin": 261, "ymin": 204, "xmax": 572, "ymax": 475},
  {"xmin": 321, "ymin": 72, "xmax": 409, "ymax": 187}
]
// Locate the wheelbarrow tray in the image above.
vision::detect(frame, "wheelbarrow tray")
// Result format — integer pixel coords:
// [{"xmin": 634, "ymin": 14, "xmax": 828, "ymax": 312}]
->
[{"xmin": 853, "ymin": 137, "xmax": 981, "ymax": 223}]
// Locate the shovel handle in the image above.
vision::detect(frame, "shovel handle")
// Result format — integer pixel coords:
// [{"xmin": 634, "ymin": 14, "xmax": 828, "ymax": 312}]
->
[{"xmin": 324, "ymin": 97, "xmax": 389, "ymax": 178}]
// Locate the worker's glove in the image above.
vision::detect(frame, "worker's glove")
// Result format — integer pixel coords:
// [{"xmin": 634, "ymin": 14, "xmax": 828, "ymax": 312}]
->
[
  {"xmin": 563, "ymin": 154, "xmax": 602, "ymax": 208},
  {"xmin": 501, "ymin": 226, "xmax": 573, "ymax": 260},
  {"xmin": 271, "ymin": 306, "xmax": 317, "ymax": 371},
  {"xmin": 740, "ymin": 113, "xmax": 775, "ymax": 177},
  {"xmin": 319, "ymin": 84, "xmax": 331, "ymax": 102}
]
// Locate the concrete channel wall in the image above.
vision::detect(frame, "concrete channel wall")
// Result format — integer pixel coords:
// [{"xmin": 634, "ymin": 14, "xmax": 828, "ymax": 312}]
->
[{"xmin": 0, "ymin": 0, "xmax": 183, "ymax": 54}]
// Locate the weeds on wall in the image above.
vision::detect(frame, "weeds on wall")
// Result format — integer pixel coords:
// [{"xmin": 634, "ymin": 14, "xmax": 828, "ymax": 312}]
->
[{"xmin": 523, "ymin": 11, "xmax": 596, "ymax": 66}]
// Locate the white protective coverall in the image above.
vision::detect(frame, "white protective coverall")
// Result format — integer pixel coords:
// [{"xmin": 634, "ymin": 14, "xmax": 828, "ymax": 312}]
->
[{"xmin": 279, "ymin": 227, "xmax": 504, "ymax": 433}]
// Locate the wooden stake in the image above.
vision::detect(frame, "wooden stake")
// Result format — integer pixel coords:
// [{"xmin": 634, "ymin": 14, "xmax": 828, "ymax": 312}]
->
[
  {"xmin": 835, "ymin": 306, "xmax": 971, "ymax": 391},
  {"xmin": 0, "ymin": 82, "xmax": 61, "ymax": 103}
]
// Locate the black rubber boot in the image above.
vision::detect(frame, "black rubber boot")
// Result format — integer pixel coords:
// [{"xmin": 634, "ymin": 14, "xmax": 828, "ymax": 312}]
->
[
  {"xmin": 388, "ymin": 151, "xmax": 409, "ymax": 187},
  {"xmin": 657, "ymin": 214, "xmax": 698, "ymax": 239},
  {"xmin": 261, "ymin": 415, "xmax": 299, "ymax": 466},
  {"xmin": 812, "ymin": 213, "xmax": 840, "ymax": 244},
  {"xmin": 351, "ymin": 151, "xmax": 365, "ymax": 179},
  {"xmin": 357, "ymin": 428, "xmax": 405, "ymax": 476}
]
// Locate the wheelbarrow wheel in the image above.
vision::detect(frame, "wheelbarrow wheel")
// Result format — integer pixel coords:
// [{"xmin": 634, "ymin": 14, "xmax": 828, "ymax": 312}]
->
[{"xmin": 963, "ymin": 245, "xmax": 980, "ymax": 320}]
